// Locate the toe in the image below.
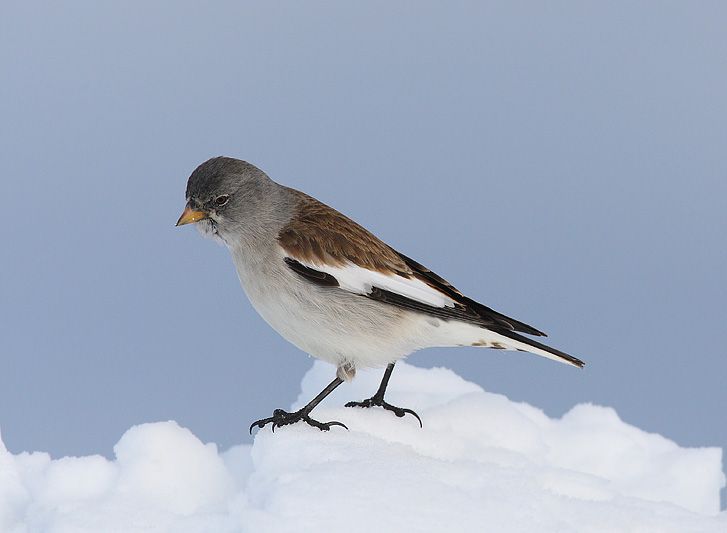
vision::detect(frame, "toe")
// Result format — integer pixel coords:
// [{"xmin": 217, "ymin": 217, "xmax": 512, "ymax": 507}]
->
[
  {"xmin": 249, "ymin": 417, "xmax": 272, "ymax": 434},
  {"xmin": 382, "ymin": 402, "xmax": 423, "ymax": 427},
  {"xmin": 345, "ymin": 399, "xmax": 374, "ymax": 409},
  {"xmin": 401, "ymin": 408, "xmax": 423, "ymax": 428}
]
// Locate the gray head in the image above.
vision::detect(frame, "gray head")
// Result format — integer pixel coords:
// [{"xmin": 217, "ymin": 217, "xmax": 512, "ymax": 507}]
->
[{"xmin": 176, "ymin": 156, "xmax": 283, "ymax": 245}]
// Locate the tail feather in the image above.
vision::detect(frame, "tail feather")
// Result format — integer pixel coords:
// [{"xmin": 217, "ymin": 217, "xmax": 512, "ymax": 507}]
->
[
  {"xmin": 433, "ymin": 319, "xmax": 585, "ymax": 368},
  {"xmin": 491, "ymin": 328, "xmax": 585, "ymax": 368}
]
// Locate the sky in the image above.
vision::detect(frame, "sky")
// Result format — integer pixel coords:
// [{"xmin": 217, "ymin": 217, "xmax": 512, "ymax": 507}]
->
[{"xmin": 1, "ymin": 0, "xmax": 725, "ymax": 479}]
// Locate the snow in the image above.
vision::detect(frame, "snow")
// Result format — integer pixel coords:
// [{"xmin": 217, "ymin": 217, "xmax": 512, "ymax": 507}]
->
[{"xmin": 1, "ymin": 361, "xmax": 724, "ymax": 533}]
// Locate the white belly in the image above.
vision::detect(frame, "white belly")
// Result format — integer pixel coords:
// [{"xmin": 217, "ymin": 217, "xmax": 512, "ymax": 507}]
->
[
  {"xmin": 227, "ymin": 244, "xmax": 535, "ymax": 375},
  {"xmin": 230, "ymin": 245, "xmax": 425, "ymax": 370}
]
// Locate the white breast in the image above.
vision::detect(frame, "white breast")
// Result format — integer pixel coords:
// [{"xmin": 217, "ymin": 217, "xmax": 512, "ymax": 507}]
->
[{"xmin": 228, "ymin": 244, "xmax": 430, "ymax": 370}]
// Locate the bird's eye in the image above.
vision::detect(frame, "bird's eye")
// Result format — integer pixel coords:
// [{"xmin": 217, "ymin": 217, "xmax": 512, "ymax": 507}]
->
[{"xmin": 215, "ymin": 195, "xmax": 230, "ymax": 207}]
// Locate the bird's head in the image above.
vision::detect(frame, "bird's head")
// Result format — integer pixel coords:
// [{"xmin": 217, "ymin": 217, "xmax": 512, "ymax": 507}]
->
[{"xmin": 176, "ymin": 156, "xmax": 276, "ymax": 244}]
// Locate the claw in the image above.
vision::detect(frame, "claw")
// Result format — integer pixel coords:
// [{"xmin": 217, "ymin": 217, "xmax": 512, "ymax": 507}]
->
[
  {"xmin": 303, "ymin": 416, "xmax": 349, "ymax": 431},
  {"xmin": 249, "ymin": 418, "xmax": 271, "ymax": 434},
  {"xmin": 345, "ymin": 396, "xmax": 423, "ymax": 427},
  {"xmin": 249, "ymin": 408, "xmax": 348, "ymax": 433},
  {"xmin": 395, "ymin": 406, "xmax": 423, "ymax": 428},
  {"xmin": 326, "ymin": 420, "xmax": 349, "ymax": 430}
]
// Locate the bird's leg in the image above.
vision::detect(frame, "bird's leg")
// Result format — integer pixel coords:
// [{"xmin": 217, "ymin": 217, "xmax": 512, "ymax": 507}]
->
[
  {"xmin": 250, "ymin": 376, "xmax": 348, "ymax": 433},
  {"xmin": 345, "ymin": 363, "xmax": 422, "ymax": 427}
]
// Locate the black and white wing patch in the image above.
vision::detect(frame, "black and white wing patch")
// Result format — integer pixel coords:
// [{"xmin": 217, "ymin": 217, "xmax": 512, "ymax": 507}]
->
[
  {"xmin": 284, "ymin": 257, "xmax": 339, "ymax": 287},
  {"xmin": 283, "ymin": 255, "xmax": 585, "ymax": 368}
]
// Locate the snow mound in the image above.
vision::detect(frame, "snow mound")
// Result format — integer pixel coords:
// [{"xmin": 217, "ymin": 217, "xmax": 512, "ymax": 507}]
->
[{"xmin": 1, "ymin": 361, "xmax": 724, "ymax": 532}]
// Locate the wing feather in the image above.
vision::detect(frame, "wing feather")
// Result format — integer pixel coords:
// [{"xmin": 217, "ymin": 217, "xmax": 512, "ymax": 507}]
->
[{"xmin": 278, "ymin": 190, "xmax": 546, "ymax": 336}]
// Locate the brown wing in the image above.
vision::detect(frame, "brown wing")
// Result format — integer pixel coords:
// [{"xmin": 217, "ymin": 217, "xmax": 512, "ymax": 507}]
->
[
  {"xmin": 278, "ymin": 190, "xmax": 411, "ymax": 275},
  {"xmin": 278, "ymin": 190, "xmax": 546, "ymax": 336}
]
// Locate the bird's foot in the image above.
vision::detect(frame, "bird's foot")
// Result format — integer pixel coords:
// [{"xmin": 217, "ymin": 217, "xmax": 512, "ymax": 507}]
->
[
  {"xmin": 249, "ymin": 408, "xmax": 348, "ymax": 434},
  {"xmin": 345, "ymin": 395, "xmax": 422, "ymax": 427}
]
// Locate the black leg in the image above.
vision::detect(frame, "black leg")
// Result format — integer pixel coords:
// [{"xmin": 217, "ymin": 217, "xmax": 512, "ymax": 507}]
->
[
  {"xmin": 250, "ymin": 376, "xmax": 348, "ymax": 433},
  {"xmin": 345, "ymin": 363, "xmax": 422, "ymax": 427}
]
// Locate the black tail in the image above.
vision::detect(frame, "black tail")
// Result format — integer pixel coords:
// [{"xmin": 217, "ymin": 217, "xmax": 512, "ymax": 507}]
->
[{"xmin": 493, "ymin": 328, "xmax": 585, "ymax": 368}]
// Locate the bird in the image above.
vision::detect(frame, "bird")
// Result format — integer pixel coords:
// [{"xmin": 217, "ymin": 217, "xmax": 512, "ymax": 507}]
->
[{"xmin": 176, "ymin": 157, "xmax": 584, "ymax": 432}]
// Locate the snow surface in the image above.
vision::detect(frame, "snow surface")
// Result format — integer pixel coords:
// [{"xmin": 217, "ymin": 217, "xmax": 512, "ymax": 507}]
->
[{"xmin": 1, "ymin": 361, "xmax": 724, "ymax": 533}]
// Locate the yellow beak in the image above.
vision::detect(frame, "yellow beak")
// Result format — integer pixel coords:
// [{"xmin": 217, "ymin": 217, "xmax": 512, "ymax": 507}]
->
[{"xmin": 176, "ymin": 204, "xmax": 208, "ymax": 226}]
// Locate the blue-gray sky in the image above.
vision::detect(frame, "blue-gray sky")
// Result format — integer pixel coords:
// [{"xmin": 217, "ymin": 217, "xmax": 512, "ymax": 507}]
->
[{"xmin": 1, "ymin": 0, "xmax": 725, "ymax": 482}]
